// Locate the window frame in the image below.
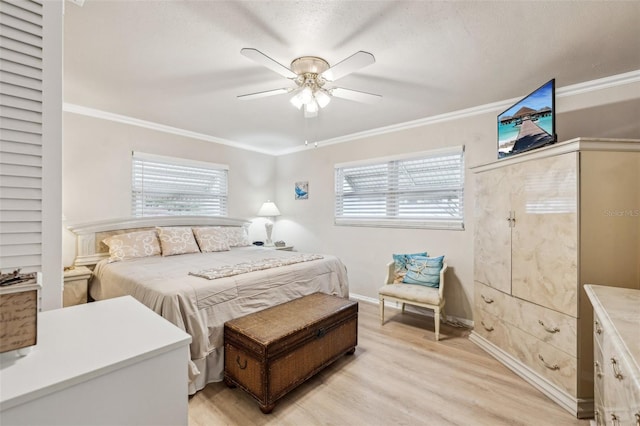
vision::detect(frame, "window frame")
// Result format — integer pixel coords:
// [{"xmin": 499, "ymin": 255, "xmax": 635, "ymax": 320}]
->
[
  {"xmin": 131, "ymin": 152, "xmax": 229, "ymax": 217},
  {"xmin": 334, "ymin": 146, "xmax": 465, "ymax": 230}
]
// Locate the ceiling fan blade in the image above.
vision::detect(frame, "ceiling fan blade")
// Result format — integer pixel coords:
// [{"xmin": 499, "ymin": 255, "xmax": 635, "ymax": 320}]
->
[
  {"xmin": 331, "ymin": 87, "xmax": 382, "ymax": 104},
  {"xmin": 240, "ymin": 48, "xmax": 297, "ymax": 79},
  {"xmin": 320, "ymin": 51, "xmax": 375, "ymax": 82},
  {"xmin": 237, "ymin": 88, "xmax": 292, "ymax": 100}
]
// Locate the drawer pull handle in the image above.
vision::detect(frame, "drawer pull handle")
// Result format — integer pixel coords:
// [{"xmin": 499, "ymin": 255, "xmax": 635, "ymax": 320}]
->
[
  {"xmin": 480, "ymin": 294, "xmax": 494, "ymax": 304},
  {"xmin": 236, "ymin": 355, "xmax": 247, "ymax": 370},
  {"xmin": 594, "ymin": 320, "xmax": 602, "ymax": 335},
  {"xmin": 610, "ymin": 358, "xmax": 623, "ymax": 380},
  {"xmin": 611, "ymin": 413, "xmax": 620, "ymax": 426},
  {"xmin": 316, "ymin": 328, "xmax": 327, "ymax": 339},
  {"xmin": 538, "ymin": 320, "xmax": 560, "ymax": 334},
  {"xmin": 480, "ymin": 321, "xmax": 494, "ymax": 332},
  {"xmin": 538, "ymin": 354, "xmax": 559, "ymax": 371},
  {"xmin": 594, "ymin": 361, "xmax": 603, "ymax": 378}
]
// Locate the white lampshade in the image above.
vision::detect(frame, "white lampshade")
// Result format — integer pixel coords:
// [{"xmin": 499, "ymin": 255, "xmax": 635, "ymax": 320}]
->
[
  {"xmin": 257, "ymin": 201, "xmax": 281, "ymax": 217},
  {"xmin": 299, "ymin": 86, "xmax": 313, "ymax": 104},
  {"xmin": 315, "ymin": 89, "xmax": 331, "ymax": 108},
  {"xmin": 303, "ymin": 100, "xmax": 319, "ymax": 118},
  {"xmin": 289, "ymin": 92, "xmax": 304, "ymax": 110},
  {"xmin": 306, "ymin": 99, "xmax": 319, "ymax": 113}
]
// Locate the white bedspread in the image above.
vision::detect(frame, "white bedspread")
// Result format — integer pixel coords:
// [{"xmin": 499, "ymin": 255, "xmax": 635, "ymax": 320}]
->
[{"xmin": 91, "ymin": 246, "xmax": 349, "ymax": 394}]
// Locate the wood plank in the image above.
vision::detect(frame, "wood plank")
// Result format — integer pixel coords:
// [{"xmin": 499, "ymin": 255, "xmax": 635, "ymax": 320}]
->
[{"xmin": 189, "ymin": 300, "xmax": 590, "ymax": 425}]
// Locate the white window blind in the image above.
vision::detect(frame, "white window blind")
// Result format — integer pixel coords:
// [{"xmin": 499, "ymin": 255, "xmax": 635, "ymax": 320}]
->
[
  {"xmin": 132, "ymin": 152, "xmax": 228, "ymax": 217},
  {"xmin": 335, "ymin": 146, "xmax": 465, "ymax": 229},
  {"xmin": 0, "ymin": 0, "xmax": 44, "ymax": 273}
]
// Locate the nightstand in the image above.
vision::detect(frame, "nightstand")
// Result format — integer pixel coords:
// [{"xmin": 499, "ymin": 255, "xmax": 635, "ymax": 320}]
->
[{"xmin": 63, "ymin": 266, "xmax": 92, "ymax": 307}]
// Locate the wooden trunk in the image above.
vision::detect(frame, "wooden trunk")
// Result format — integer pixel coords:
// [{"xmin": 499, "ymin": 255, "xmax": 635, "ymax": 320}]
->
[{"xmin": 224, "ymin": 292, "xmax": 358, "ymax": 413}]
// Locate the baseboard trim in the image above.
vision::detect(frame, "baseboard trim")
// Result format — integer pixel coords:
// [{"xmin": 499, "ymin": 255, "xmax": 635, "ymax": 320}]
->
[
  {"xmin": 469, "ymin": 331, "xmax": 594, "ymax": 419},
  {"xmin": 348, "ymin": 292, "xmax": 473, "ymax": 329}
]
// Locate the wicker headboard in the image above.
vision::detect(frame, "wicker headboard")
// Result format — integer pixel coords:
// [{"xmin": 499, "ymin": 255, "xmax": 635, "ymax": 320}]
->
[{"xmin": 67, "ymin": 216, "xmax": 251, "ymax": 266}]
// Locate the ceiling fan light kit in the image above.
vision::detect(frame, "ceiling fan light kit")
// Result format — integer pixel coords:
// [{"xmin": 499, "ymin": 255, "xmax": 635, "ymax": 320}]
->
[{"xmin": 239, "ymin": 48, "xmax": 381, "ymax": 119}]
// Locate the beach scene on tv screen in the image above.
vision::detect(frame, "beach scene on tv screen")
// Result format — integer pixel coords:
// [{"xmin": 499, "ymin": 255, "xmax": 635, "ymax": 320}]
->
[{"xmin": 498, "ymin": 80, "xmax": 554, "ymax": 157}]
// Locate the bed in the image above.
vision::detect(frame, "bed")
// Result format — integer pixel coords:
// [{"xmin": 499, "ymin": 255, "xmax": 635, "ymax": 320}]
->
[{"xmin": 68, "ymin": 216, "xmax": 349, "ymax": 394}]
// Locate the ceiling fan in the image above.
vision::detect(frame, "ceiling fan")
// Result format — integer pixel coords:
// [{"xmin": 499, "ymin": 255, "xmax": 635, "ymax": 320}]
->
[{"xmin": 237, "ymin": 48, "xmax": 382, "ymax": 118}]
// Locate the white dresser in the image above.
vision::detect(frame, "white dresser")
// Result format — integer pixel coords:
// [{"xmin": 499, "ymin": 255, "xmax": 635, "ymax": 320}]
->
[
  {"xmin": 585, "ymin": 285, "xmax": 640, "ymax": 426},
  {"xmin": 469, "ymin": 138, "xmax": 640, "ymax": 418},
  {"xmin": 0, "ymin": 296, "xmax": 192, "ymax": 426}
]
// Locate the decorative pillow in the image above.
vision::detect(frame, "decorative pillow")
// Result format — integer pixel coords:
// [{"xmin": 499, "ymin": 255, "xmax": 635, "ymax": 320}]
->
[
  {"xmin": 192, "ymin": 227, "xmax": 231, "ymax": 253},
  {"xmin": 403, "ymin": 255, "xmax": 444, "ymax": 287},
  {"xmin": 102, "ymin": 230, "xmax": 161, "ymax": 263},
  {"xmin": 156, "ymin": 227, "xmax": 201, "ymax": 256},
  {"xmin": 221, "ymin": 227, "xmax": 251, "ymax": 247},
  {"xmin": 392, "ymin": 252, "xmax": 428, "ymax": 283}
]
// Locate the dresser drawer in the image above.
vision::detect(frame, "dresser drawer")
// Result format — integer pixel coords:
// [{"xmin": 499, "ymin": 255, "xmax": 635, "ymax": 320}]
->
[
  {"xmin": 597, "ymin": 409, "xmax": 638, "ymax": 426},
  {"xmin": 594, "ymin": 331, "xmax": 605, "ymax": 396},
  {"xmin": 474, "ymin": 308, "xmax": 577, "ymax": 396},
  {"xmin": 593, "ymin": 383, "xmax": 604, "ymax": 426},
  {"xmin": 593, "ymin": 313, "xmax": 605, "ymax": 355},
  {"xmin": 601, "ymin": 341, "xmax": 640, "ymax": 411},
  {"xmin": 475, "ymin": 281, "xmax": 577, "ymax": 357}
]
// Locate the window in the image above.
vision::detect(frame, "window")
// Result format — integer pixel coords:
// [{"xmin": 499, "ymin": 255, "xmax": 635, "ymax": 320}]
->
[
  {"xmin": 334, "ymin": 146, "xmax": 464, "ymax": 229},
  {"xmin": 132, "ymin": 152, "xmax": 228, "ymax": 217}
]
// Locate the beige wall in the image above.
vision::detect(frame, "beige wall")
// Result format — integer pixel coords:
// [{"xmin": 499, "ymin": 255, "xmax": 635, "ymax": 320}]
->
[
  {"xmin": 62, "ymin": 80, "xmax": 640, "ymax": 322},
  {"xmin": 62, "ymin": 113, "xmax": 277, "ymax": 265},
  {"xmin": 273, "ymin": 83, "xmax": 640, "ymax": 322}
]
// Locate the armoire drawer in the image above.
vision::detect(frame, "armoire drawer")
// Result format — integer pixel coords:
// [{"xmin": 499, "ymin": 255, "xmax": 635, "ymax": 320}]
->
[
  {"xmin": 474, "ymin": 308, "xmax": 577, "ymax": 396},
  {"xmin": 474, "ymin": 281, "xmax": 577, "ymax": 357}
]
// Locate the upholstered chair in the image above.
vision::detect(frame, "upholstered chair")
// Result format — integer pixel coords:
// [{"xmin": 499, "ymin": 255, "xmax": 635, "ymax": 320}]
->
[{"xmin": 378, "ymin": 260, "xmax": 448, "ymax": 341}]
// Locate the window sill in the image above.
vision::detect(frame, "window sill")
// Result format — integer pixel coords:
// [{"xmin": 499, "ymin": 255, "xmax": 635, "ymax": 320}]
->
[{"xmin": 334, "ymin": 218, "xmax": 464, "ymax": 230}]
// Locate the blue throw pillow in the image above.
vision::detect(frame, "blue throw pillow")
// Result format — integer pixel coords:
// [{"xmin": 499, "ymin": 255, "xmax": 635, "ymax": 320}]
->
[
  {"xmin": 392, "ymin": 252, "xmax": 428, "ymax": 283},
  {"xmin": 403, "ymin": 255, "xmax": 444, "ymax": 287}
]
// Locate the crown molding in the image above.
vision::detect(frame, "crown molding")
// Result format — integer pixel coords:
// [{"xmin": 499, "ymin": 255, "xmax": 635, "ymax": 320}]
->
[
  {"xmin": 62, "ymin": 103, "xmax": 275, "ymax": 155},
  {"xmin": 64, "ymin": 69, "xmax": 640, "ymax": 157},
  {"xmin": 556, "ymin": 69, "xmax": 640, "ymax": 97},
  {"xmin": 276, "ymin": 69, "xmax": 640, "ymax": 155}
]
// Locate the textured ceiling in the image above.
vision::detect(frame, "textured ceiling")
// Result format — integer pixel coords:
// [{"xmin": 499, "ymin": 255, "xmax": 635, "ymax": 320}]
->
[{"xmin": 63, "ymin": 1, "xmax": 640, "ymax": 154}]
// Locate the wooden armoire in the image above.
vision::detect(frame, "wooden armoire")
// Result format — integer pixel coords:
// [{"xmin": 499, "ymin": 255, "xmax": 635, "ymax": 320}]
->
[{"xmin": 469, "ymin": 138, "xmax": 640, "ymax": 418}]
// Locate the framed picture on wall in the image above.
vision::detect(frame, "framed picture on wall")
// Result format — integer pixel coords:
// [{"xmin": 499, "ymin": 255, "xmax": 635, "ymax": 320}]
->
[{"xmin": 295, "ymin": 181, "xmax": 308, "ymax": 200}]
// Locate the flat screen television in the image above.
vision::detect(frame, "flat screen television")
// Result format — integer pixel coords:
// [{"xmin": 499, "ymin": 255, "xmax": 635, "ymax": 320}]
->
[{"xmin": 497, "ymin": 79, "xmax": 556, "ymax": 159}]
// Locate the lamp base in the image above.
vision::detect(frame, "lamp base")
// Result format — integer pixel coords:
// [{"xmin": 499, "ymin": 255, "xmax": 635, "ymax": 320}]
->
[{"xmin": 264, "ymin": 221, "xmax": 274, "ymax": 246}]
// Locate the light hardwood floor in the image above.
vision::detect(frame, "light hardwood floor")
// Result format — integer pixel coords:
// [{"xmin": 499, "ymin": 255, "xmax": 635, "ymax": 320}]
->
[{"xmin": 189, "ymin": 300, "xmax": 591, "ymax": 426}]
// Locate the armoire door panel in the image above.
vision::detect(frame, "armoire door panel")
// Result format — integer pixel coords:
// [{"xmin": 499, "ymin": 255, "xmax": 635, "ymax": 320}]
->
[
  {"xmin": 511, "ymin": 152, "xmax": 579, "ymax": 316},
  {"xmin": 474, "ymin": 166, "xmax": 512, "ymax": 294}
]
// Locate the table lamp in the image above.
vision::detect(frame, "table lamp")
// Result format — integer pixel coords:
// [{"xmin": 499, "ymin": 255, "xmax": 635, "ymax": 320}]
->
[{"xmin": 257, "ymin": 201, "xmax": 281, "ymax": 246}]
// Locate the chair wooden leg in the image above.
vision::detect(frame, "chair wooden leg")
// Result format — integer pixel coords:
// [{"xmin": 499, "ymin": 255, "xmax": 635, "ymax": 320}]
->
[
  {"xmin": 401, "ymin": 303, "xmax": 405, "ymax": 313},
  {"xmin": 379, "ymin": 296, "xmax": 385, "ymax": 325},
  {"xmin": 434, "ymin": 309, "xmax": 440, "ymax": 341}
]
